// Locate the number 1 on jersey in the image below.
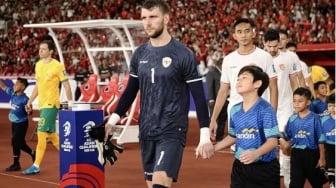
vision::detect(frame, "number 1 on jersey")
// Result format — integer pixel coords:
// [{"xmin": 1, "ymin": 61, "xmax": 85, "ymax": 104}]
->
[{"xmin": 151, "ymin": 68, "xmax": 155, "ymax": 83}]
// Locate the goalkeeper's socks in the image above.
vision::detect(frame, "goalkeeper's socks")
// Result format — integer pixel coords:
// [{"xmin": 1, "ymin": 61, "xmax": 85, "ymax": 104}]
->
[{"xmin": 153, "ymin": 184, "xmax": 168, "ymax": 188}]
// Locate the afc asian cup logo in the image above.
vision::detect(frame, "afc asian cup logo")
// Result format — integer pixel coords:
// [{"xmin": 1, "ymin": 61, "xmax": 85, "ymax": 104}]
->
[
  {"xmin": 83, "ymin": 121, "xmax": 96, "ymax": 138},
  {"xmin": 63, "ymin": 121, "xmax": 71, "ymax": 137},
  {"xmin": 162, "ymin": 57, "xmax": 172, "ymax": 68}
]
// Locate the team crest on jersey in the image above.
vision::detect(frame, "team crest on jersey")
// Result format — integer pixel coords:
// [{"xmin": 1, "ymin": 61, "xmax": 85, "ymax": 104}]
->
[
  {"xmin": 279, "ymin": 64, "xmax": 285, "ymax": 70},
  {"xmin": 322, "ymin": 71, "xmax": 328, "ymax": 77},
  {"xmin": 162, "ymin": 57, "xmax": 172, "ymax": 68}
]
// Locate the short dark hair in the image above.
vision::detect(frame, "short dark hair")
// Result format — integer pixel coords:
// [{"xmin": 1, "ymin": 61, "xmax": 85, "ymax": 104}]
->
[
  {"xmin": 40, "ymin": 40, "xmax": 55, "ymax": 51},
  {"xmin": 264, "ymin": 29, "xmax": 279, "ymax": 42},
  {"xmin": 233, "ymin": 18, "xmax": 255, "ymax": 30},
  {"xmin": 314, "ymin": 81, "xmax": 327, "ymax": 90},
  {"xmin": 293, "ymin": 87, "xmax": 312, "ymax": 100},
  {"xmin": 238, "ymin": 65, "xmax": 269, "ymax": 96},
  {"xmin": 17, "ymin": 77, "xmax": 28, "ymax": 89},
  {"xmin": 278, "ymin": 29, "xmax": 288, "ymax": 37},
  {"xmin": 142, "ymin": 0, "xmax": 170, "ymax": 14},
  {"xmin": 327, "ymin": 93, "xmax": 335, "ymax": 104},
  {"xmin": 286, "ymin": 41, "xmax": 297, "ymax": 49}
]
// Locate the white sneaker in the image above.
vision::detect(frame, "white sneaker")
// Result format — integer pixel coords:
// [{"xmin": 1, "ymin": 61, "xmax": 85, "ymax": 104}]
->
[{"xmin": 330, "ymin": 182, "xmax": 335, "ymax": 188}]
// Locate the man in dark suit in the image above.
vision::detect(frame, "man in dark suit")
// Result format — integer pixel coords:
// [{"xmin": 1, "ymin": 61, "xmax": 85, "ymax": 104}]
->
[{"xmin": 206, "ymin": 57, "xmax": 228, "ymax": 142}]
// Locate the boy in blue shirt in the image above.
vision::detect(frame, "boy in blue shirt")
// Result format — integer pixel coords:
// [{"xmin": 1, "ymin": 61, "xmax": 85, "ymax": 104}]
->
[
  {"xmin": 321, "ymin": 93, "xmax": 335, "ymax": 188},
  {"xmin": 0, "ymin": 78, "xmax": 35, "ymax": 171},
  {"xmin": 214, "ymin": 65, "xmax": 280, "ymax": 188},
  {"xmin": 281, "ymin": 87, "xmax": 327, "ymax": 188},
  {"xmin": 310, "ymin": 81, "xmax": 328, "ymax": 115}
]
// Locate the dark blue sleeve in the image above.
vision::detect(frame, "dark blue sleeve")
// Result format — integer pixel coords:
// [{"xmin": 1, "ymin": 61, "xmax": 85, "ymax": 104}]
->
[
  {"xmin": 188, "ymin": 81, "xmax": 210, "ymax": 128},
  {"xmin": 114, "ymin": 76, "xmax": 139, "ymax": 117}
]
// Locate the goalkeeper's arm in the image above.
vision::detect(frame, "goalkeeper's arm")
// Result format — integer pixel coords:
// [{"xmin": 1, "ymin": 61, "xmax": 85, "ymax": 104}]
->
[
  {"xmin": 188, "ymin": 80, "xmax": 214, "ymax": 159},
  {"xmin": 105, "ymin": 76, "xmax": 139, "ymax": 139}
]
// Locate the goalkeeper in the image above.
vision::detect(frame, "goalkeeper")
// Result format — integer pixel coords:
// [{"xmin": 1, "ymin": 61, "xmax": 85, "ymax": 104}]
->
[{"xmin": 104, "ymin": 1, "xmax": 214, "ymax": 188}]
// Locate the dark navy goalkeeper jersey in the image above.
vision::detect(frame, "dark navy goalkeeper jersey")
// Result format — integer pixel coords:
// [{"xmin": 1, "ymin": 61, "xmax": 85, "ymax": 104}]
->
[{"xmin": 130, "ymin": 38, "xmax": 202, "ymax": 140}]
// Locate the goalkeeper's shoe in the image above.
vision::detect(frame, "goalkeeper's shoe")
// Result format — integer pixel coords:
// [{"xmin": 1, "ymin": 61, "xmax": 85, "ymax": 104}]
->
[{"xmin": 22, "ymin": 165, "xmax": 40, "ymax": 175}]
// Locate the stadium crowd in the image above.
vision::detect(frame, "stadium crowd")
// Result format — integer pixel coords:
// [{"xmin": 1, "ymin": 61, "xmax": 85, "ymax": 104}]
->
[{"xmin": 0, "ymin": 0, "xmax": 334, "ymax": 77}]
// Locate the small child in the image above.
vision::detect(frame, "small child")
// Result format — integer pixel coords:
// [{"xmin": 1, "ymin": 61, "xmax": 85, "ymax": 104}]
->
[
  {"xmin": 310, "ymin": 81, "xmax": 328, "ymax": 115},
  {"xmin": 321, "ymin": 93, "xmax": 335, "ymax": 188},
  {"xmin": 214, "ymin": 65, "xmax": 280, "ymax": 188},
  {"xmin": 0, "ymin": 78, "xmax": 35, "ymax": 171},
  {"xmin": 281, "ymin": 87, "xmax": 328, "ymax": 188}
]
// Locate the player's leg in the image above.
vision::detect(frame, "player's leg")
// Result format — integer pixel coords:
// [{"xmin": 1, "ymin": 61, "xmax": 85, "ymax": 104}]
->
[
  {"xmin": 17, "ymin": 121, "xmax": 35, "ymax": 161},
  {"xmin": 277, "ymin": 110, "xmax": 291, "ymax": 184},
  {"xmin": 325, "ymin": 143, "xmax": 335, "ymax": 187},
  {"xmin": 48, "ymin": 132, "xmax": 60, "ymax": 150},
  {"xmin": 140, "ymin": 138, "xmax": 184, "ymax": 188},
  {"xmin": 139, "ymin": 139, "xmax": 156, "ymax": 188},
  {"xmin": 22, "ymin": 130, "xmax": 47, "ymax": 175},
  {"xmin": 305, "ymin": 149, "xmax": 328, "ymax": 188},
  {"xmin": 282, "ymin": 154, "xmax": 291, "ymax": 188},
  {"xmin": 230, "ymin": 159, "xmax": 247, "ymax": 188},
  {"xmin": 22, "ymin": 108, "xmax": 53, "ymax": 175},
  {"xmin": 216, "ymin": 101, "xmax": 228, "ymax": 141},
  {"xmin": 246, "ymin": 159, "xmax": 280, "ymax": 188},
  {"xmin": 34, "ymin": 131, "xmax": 49, "ymax": 166},
  {"xmin": 289, "ymin": 149, "xmax": 308, "ymax": 188},
  {"xmin": 6, "ymin": 123, "xmax": 21, "ymax": 171},
  {"xmin": 152, "ymin": 138, "xmax": 184, "ymax": 187},
  {"xmin": 41, "ymin": 107, "xmax": 59, "ymax": 150}
]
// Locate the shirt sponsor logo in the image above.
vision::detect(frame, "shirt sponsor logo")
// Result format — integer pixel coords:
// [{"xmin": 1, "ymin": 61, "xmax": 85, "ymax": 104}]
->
[
  {"xmin": 294, "ymin": 130, "xmax": 311, "ymax": 138},
  {"xmin": 236, "ymin": 128, "xmax": 259, "ymax": 139},
  {"xmin": 140, "ymin": 60, "xmax": 148, "ymax": 64},
  {"xmin": 162, "ymin": 57, "xmax": 172, "ymax": 68},
  {"xmin": 326, "ymin": 128, "xmax": 336, "ymax": 136}
]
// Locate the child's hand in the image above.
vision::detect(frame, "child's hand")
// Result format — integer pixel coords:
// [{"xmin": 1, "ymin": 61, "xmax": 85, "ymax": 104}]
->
[
  {"xmin": 239, "ymin": 150, "xmax": 258, "ymax": 164},
  {"xmin": 279, "ymin": 138, "xmax": 291, "ymax": 156},
  {"xmin": 317, "ymin": 158, "xmax": 326, "ymax": 168},
  {"xmin": 25, "ymin": 103, "xmax": 32, "ymax": 114}
]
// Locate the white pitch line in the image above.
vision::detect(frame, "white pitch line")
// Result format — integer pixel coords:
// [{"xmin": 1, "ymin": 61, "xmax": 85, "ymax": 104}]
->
[{"xmin": 0, "ymin": 173, "xmax": 59, "ymax": 185}]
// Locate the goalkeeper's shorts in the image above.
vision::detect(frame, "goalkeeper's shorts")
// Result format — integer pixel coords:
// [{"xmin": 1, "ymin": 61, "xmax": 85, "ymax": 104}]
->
[{"xmin": 140, "ymin": 138, "xmax": 184, "ymax": 182}]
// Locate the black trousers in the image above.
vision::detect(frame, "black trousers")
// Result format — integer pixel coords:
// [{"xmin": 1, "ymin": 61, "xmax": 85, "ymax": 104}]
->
[
  {"xmin": 290, "ymin": 148, "xmax": 328, "ymax": 188},
  {"xmin": 231, "ymin": 159, "xmax": 280, "ymax": 188},
  {"xmin": 11, "ymin": 121, "xmax": 33, "ymax": 160}
]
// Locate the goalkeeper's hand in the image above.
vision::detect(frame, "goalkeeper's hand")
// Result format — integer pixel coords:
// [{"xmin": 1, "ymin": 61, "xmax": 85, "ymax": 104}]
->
[
  {"xmin": 103, "ymin": 140, "xmax": 124, "ymax": 165},
  {"xmin": 89, "ymin": 124, "xmax": 124, "ymax": 166},
  {"xmin": 195, "ymin": 127, "xmax": 214, "ymax": 159}
]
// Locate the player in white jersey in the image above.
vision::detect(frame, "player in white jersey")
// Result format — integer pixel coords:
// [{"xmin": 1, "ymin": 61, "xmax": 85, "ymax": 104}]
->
[
  {"xmin": 286, "ymin": 41, "xmax": 316, "ymax": 98},
  {"xmin": 263, "ymin": 29, "xmax": 299, "ymax": 188},
  {"xmin": 264, "ymin": 29, "xmax": 298, "ymax": 131},
  {"xmin": 209, "ymin": 18, "xmax": 278, "ymax": 142},
  {"xmin": 278, "ymin": 30, "xmax": 306, "ymax": 88}
]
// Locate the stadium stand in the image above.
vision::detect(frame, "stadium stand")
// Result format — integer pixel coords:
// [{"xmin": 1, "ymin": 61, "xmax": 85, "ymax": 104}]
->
[{"xmin": 0, "ymin": 0, "xmax": 334, "ymax": 78}]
